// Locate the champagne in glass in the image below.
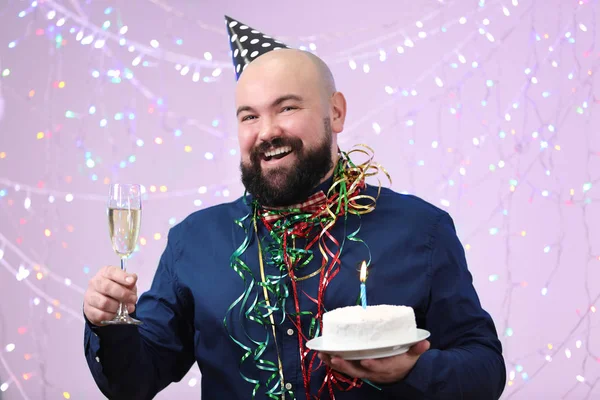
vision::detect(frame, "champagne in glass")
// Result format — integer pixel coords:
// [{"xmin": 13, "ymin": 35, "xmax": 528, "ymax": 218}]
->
[{"xmin": 102, "ymin": 183, "xmax": 143, "ymax": 325}]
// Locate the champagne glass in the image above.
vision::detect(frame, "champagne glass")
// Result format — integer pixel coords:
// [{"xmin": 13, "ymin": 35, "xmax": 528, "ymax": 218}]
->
[{"xmin": 102, "ymin": 183, "xmax": 143, "ymax": 325}]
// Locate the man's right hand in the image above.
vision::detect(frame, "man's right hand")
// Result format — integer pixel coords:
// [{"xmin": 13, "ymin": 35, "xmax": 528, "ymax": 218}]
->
[{"xmin": 83, "ymin": 266, "xmax": 138, "ymax": 326}]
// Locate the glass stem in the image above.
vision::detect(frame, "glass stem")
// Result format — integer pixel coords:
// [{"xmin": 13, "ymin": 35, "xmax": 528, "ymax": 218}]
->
[{"xmin": 119, "ymin": 257, "xmax": 129, "ymax": 317}]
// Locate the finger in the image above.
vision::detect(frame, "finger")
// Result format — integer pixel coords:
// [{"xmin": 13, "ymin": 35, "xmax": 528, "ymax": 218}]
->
[
  {"xmin": 84, "ymin": 305, "xmax": 117, "ymax": 326},
  {"xmin": 131, "ymin": 276, "xmax": 138, "ymax": 294},
  {"xmin": 93, "ymin": 277, "xmax": 137, "ymax": 304},
  {"xmin": 315, "ymin": 352, "xmax": 329, "ymax": 369},
  {"xmin": 407, "ymin": 340, "xmax": 430, "ymax": 356},
  {"xmin": 101, "ymin": 266, "xmax": 137, "ymax": 287},
  {"xmin": 318, "ymin": 352, "xmax": 332, "ymax": 368},
  {"xmin": 360, "ymin": 357, "xmax": 396, "ymax": 373},
  {"xmin": 87, "ymin": 291, "xmax": 120, "ymax": 313},
  {"xmin": 360, "ymin": 341, "xmax": 430, "ymax": 372},
  {"xmin": 330, "ymin": 357, "xmax": 372, "ymax": 380}
]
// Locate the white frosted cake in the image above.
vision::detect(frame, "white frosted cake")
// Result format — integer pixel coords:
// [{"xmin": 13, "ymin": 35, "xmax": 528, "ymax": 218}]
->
[{"xmin": 322, "ymin": 305, "xmax": 417, "ymax": 348}]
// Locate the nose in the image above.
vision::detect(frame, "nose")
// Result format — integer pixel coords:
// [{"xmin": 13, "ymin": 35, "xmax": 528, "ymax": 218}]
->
[{"xmin": 257, "ymin": 117, "xmax": 282, "ymax": 143}]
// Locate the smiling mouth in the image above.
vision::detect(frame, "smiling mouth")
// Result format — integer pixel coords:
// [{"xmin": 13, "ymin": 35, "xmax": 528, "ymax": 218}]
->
[{"xmin": 262, "ymin": 146, "xmax": 293, "ymax": 161}]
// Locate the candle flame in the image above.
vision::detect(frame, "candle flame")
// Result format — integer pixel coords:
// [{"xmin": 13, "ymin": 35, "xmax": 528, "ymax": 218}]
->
[{"xmin": 360, "ymin": 261, "xmax": 367, "ymax": 282}]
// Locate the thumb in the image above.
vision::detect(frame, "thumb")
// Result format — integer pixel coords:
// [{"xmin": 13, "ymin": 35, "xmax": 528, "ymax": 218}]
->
[
  {"xmin": 125, "ymin": 273, "xmax": 138, "ymax": 287},
  {"xmin": 407, "ymin": 340, "xmax": 430, "ymax": 357}
]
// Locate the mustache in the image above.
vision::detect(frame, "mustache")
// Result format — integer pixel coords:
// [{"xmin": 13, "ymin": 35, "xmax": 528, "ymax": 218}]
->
[{"xmin": 252, "ymin": 137, "xmax": 303, "ymax": 156}]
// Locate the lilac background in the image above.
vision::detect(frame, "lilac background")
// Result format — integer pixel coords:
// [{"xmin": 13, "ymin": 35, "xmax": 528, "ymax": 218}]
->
[{"xmin": 1, "ymin": 0, "xmax": 600, "ymax": 399}]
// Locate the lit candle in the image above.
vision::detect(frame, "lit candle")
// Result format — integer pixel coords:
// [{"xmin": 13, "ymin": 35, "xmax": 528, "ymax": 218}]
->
[{"xmin": 360, "ymin": 261, "xmax": 367, "ymax": 309}]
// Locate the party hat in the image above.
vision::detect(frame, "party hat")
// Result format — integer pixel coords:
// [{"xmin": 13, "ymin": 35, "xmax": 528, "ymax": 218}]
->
[{"xmin": 225, "ymin": 15, "xmax": 290, "ymax": 80}]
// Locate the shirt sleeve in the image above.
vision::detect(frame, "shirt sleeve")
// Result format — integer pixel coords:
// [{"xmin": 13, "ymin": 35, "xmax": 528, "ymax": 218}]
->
[
  {"xmin": 83, "ymin": 231, "xmax": 196, "ymax": 400},
  {"xmin": 383, "ymin": 213, "xmax": 506, "ymax": 399}
]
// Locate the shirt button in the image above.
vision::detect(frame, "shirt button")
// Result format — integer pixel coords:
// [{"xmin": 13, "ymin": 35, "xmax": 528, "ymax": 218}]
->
[
  {"xmin": 285, "ymin": 383, "xmax": 292, "ymax": 390},
  {"xmin": 287, "ymin": 329, "xmax": 294, "ymax": 336},
  {"xmin": 95, "ymin": 357, "xmax": 100, "ymax": 363}
]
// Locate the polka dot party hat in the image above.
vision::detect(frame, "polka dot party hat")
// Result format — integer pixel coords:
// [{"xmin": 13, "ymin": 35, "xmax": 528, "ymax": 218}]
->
[{"xmin": 225, "ymin": 15, "xmax": 291, "ymax": 80}]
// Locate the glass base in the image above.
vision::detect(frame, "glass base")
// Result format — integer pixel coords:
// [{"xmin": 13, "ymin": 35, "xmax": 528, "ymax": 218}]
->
[{"xmin": 101, "ymin": 315, "xmax": 142, "ymax": 325}]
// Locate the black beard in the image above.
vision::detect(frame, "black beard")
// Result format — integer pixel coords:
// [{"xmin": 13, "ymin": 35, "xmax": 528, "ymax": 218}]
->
[{"xmin": 240, "ymin": 119, "xmax": 334, "ymax": 207}]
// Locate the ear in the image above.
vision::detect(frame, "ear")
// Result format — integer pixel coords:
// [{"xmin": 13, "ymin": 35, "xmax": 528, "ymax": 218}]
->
[{"xmin": 330, "ymin": 92, "xmax": 347, "ymax": 134}]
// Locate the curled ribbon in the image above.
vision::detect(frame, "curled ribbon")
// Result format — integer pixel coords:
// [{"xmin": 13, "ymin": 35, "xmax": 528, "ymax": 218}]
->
[{"xmin": 224, "ymin": 145, "xmax": 390, "ymax": 399}]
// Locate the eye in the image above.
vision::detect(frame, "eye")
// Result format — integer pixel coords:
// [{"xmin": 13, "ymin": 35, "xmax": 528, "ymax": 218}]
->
[
  {"xmin": 281, "ymin": 106, "xmax": 297, "ymax": 112},
  {"xmin": 241, "ymin": 115, "xmax": 257, "ymax": 122}
]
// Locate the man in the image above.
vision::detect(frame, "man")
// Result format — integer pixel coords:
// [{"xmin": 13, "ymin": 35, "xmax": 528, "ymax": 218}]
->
[{"xmin": 83, "ymin": 16, "xmax": 506, "ymax": 399}]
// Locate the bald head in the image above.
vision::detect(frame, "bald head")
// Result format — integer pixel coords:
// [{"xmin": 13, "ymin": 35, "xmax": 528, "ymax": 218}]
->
[{"xmin": 237, "ymin": 49, "xmax": 336, "ymax": 106}]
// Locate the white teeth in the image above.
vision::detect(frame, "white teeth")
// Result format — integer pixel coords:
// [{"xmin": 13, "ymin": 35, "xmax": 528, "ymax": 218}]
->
[{"xmin": 264, "ymin": 146, "xmax": 292, "ymax": 158}]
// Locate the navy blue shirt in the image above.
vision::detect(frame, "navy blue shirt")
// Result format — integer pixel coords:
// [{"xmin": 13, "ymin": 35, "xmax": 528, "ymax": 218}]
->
[{"xmin": 84, "ymin": 182, "xmax": 506, "ymax": 399}]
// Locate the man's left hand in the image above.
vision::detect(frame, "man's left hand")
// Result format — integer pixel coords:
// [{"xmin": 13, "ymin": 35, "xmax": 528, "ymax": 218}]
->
[{"xmin": 318, "ymin": 340, "xmax": 430, "ymax": 384}]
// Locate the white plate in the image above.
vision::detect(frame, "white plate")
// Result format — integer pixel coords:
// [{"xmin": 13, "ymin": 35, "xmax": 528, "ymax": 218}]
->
[{"xmin": 305, "ymin": 329, "xmax": 430, "ymax": 360}]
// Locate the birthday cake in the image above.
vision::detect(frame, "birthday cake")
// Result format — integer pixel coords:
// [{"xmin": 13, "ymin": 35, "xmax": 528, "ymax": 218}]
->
[{"xmin": 322, "ymin": 305, "xmax": 417, "ymax": 348}]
